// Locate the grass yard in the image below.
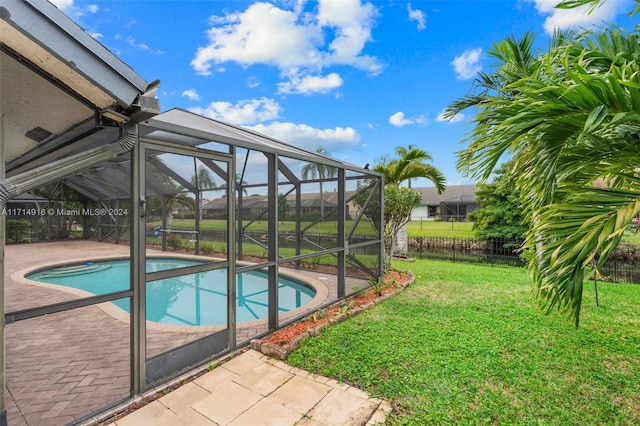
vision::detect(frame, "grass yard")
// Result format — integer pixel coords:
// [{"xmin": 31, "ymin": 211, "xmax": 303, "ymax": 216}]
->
[
  {"xmin": 406, "ymin": 220, "xmax": 475, "ymax": 238},
  {"xmin": 287, "ymin": 259, "xmax": 640, "ymax": 425},
  {"xmin": 162, "ymin": 218, "xmax": 475, "ymax": 238}
]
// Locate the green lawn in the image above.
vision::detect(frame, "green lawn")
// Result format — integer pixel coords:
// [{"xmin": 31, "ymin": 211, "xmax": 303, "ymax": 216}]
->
[
  {"xmin": 153, "ymin": 218, "xmax": 474, "ymax": 237},
  {"xmin": 406, "ymin": 219, "xmax": 475, "ymax": 238},
  {"xmin": 287, "ymin": 259, "xmax": 640, "ymax": 425},
  {"xmin": 621, "ymin": 225, "xmax": 640, "ymax": 247},
  {"xmin": 155, "ymin": 218, "xmax": 640, "ymax": 243},
  {"xmin": 151, "ymin": 218, "xmax": 377, "ymax": 235}
]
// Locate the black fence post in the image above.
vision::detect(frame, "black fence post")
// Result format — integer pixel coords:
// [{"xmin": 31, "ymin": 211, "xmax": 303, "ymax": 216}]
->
[{"xmin": 452, "ymin": 237, "xmax": 456, "ymax": 263}]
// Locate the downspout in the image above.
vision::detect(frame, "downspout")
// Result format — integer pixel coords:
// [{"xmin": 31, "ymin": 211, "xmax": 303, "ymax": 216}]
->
[
  {"xmin": 0, "ymin": 125, "xmax": 137, "ymax": 211},
  {"xmin": 0, "ymin": 123, "xmax": 137, "ymax": 426}
]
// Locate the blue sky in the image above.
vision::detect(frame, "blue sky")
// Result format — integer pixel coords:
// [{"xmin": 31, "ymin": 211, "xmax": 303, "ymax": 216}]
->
[{"xmin": 53, "ymin": 0, "xmax": 636, "ymax": 187}]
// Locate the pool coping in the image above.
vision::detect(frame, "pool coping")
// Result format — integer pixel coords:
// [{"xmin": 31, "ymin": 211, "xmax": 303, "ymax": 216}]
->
[{"xmin": 11, "ymin": 253, "xmax": 330, "ymax": 334}]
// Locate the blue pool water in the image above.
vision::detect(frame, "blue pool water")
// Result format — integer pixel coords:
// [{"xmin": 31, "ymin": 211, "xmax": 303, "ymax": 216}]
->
[{"xmin": 27, "ymin": 258, "xmax": 315, "ymax": 326}]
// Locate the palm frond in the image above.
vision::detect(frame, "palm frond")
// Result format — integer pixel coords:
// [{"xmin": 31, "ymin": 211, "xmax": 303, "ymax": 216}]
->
[
  {"xmin": 451, "ymin": 24, "xmax": 640, "ymax": 325},
  {"xmin": 526, "ymin": 183, "xmax": 640, "ymax": 325}
]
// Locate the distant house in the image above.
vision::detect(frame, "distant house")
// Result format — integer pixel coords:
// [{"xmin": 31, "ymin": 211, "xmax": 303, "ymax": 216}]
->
[
  {"xmin": 203, "ymin": 190, "xmax": 359, "ymax": 218},
  {"xmin": 411, "ymin": 184, "xmax": 479, "ymax": 221},
  {"xmin": 200, "ymin": 194, "xmax": 270, "ymax": 216}
]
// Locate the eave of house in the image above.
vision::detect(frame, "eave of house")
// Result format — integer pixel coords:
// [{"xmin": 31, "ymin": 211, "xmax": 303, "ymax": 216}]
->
[{"xmin": 1, "ymin": 0, "xmax": 158, "ymax": 175}]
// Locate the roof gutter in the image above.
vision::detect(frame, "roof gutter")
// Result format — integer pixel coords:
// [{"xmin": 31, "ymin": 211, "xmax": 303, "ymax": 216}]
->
[{"xmin": 0, "ymin": 124, "xmax": 137, "ymax": 210}]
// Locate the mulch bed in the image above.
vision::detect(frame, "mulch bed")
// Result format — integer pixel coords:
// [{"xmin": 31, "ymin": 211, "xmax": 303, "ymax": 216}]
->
[{"xmin": 252, "ymin": 268, "xmax": 414, "ymax": 359}]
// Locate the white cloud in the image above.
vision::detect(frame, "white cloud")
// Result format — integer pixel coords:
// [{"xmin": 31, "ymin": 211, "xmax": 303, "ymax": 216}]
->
[
  {"xmin": 246, "ymin": 121, "xmax": 360, "ymax": 152},
  {"xmin": 528, "ymin": 0, "xmax": 629, "ymax": 34},
  {"xmin": 189, "ymin": 97, "xmax": 281, "ymax": 125},
  {"xmin": 316, "ymin": 0, "xmax": 381, "ymax": 73},
  {"xmin": 278, "ymin": 72, "xmax": 344, "ymax": 95},
  {"xmin": 389, "ymin": 112, "xmax": 411, "ymax": 127},
  {"xmin": 389, "ymin": 111, "xmax": 426, "ymax": 127},
  {"xmin": 407, "ymin": 4, "xmax": 426, "ymax": 31},
  {"xmin": 181, "ymin": 89, "xmax": 200, "ymax": 101},
  {"xmin": 451, "ymin": 47, "xmax": 482, "ymax": 80},
  {"xmin": 191, "ymin": 0, "xmax": 381, "ymax": 94},
  {"xmin": 437, "ymin": 110, "xmax": 465, "ymax": 124},
  {"xmin": 127, "ymin": 37, "xmax": 164, "ymax": 55},
  {"xmin": 49, "ymin": 0, "xmax": 99, "ymax": 20},
  {"xmin": 192, "ymin": 2, "xmax": 320, "ymax": 75},
  {"xmin": 247, "ymin": 77, "xmax": 261, "ymax": 88}
]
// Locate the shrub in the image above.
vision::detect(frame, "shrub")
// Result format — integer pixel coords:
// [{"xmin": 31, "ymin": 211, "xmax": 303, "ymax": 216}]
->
[
  {"xmin": 167, "ymin": 234, "xmax": 182, "ymax": 250},
  {"xmin": 200, "ymin": 242, "xmax": 215, "ymax": 254}
]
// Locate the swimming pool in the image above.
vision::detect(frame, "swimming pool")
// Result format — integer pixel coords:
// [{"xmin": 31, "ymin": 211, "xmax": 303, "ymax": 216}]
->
[{"xmin": 27, "ymin": 258, "xmax": 316, "ymax": 326}]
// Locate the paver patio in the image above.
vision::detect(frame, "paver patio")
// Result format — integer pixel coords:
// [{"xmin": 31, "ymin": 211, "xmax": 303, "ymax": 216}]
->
[{"xmin": 105, "ymin": 349, "xmax": 390, "ymax": 426}]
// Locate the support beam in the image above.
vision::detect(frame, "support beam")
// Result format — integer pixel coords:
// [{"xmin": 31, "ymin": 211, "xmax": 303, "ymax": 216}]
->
[
  {"xmin": 74, "ymin": 174, "xmax": 123, "ymax": 199},
  {"xmin": 227, "ymin": 146, "xmax": 237, "ymax": 351},
  {"xmin": 199, "ymin": 158, "xmax": 227, "ymax": 183},
  {"xmin": 267, "ymin": 152, "xmax": 278, "ymax": 330},
  {"xmin": 147, "ymin": 157, "xmax": 197, "ymax": 193},
  {"xmin": 337, "ymin": 168, "xmax": 346, "ymax": 298},
  {"xmin": 63, "ymin": 180, "xmax": 104, "ymax": 201},
  {"xmin": 194, "ymin": 191, "xmax": 200, "ymax": 255},
  {"xmin": 94, "ymin": 167, "xmax": 132, "ymax": 195},
  {"xmin": 131, "ymin": 132, "xmax": 146, "ymax": 394}
]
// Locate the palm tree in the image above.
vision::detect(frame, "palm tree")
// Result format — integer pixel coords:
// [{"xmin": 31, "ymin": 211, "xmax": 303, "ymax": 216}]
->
[
  {"xmin": 373, "ymin": 145, "xmax": 446, "ymax": 259},
  {"xmin": 448, "ymin": 26, "xmax": 640, "ymax": 325},
  {"xmin": 146, "ymin": 159, "xmax": 196, "ymax": 231},
  {"xmin": 165, "ymin": 192, "xmax": 195, "ymax": 229},
  {"xmin": 374, "ymin": 145, "xmax": 446, "ymax": 192},
  {"xmin": 301, "ymin": 146, "xmax": 337, "ymax": 220},
  {"xmin": 235, "ymin": 173, "xmax": 248, "ymax": 196},
  {"xmin": 191, "ymin": 165, "xmax": 217, "ymax": 190},
  {"xmin": 190, "ymin": 165, "xmax": 216, "ymax": 221}
]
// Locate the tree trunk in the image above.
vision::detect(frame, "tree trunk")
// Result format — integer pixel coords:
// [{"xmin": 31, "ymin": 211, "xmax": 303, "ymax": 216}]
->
[
  {"xmin": 393, "ymin": 223, "xmax": 408, "ymax": 257},
  {"xmin": 319, "ymin": 180, "xmax": 324, "ymax": 220}
]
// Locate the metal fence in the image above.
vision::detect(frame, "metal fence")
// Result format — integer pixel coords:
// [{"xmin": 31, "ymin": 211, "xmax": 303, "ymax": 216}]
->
[
  {"xmin": 5, "ymin": 221, "xmax": 85, "ymax": 244},
  {"xmin": 407, "ymin": 236, "xmax": 525, "ymax": 267},
  {"xmin": 598, "ymin": 246, "xmax": 640, "ymax": 283},
  {"xmin": 406, "ymin": 235, "xmax": 640, "ymax": 284}
]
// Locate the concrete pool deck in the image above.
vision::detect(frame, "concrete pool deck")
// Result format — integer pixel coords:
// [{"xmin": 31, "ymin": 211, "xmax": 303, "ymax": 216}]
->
[{"xmin": 4, "ymin": 240, "xmax": 377, "ymax": 425}]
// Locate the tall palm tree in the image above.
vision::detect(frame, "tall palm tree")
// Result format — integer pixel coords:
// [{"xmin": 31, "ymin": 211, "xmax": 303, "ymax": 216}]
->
[
  {"xmin": 146, "ymin": 159, "xmax": 196, "ymax": 230},
  {"xmin": 165, "ymin": 192, "xmax": 195, "ymax": 229},
  {"xmin": 373, "ymin": 145, "xmax": 446, "ymax": 258},
  {"xmin": 191, "ymin": 165, "xmax": 216, "ymax": 221},
  {"xmin": 191, "ymin": 165, "xmax": 217, "ymax": 190},
  {"xmin": 373, "ymin": 145, "xmax": 446, "ymax": 192},
  {"xmin": 235, "ymin": 173, "xmax": 248, "ymax": 196},
  {"xmin": 301, "ymin": 146, "xmax": 337, "ymax": 219},
  {"xmin": 448, "ymin": 26, "xmax": 640, "ymax": 325}
]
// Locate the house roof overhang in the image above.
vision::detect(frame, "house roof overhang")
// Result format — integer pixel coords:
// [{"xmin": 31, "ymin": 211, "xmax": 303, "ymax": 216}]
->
[{"xmin": 1, "ymin": 0, "xmax": 159, "ymax": 175}]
